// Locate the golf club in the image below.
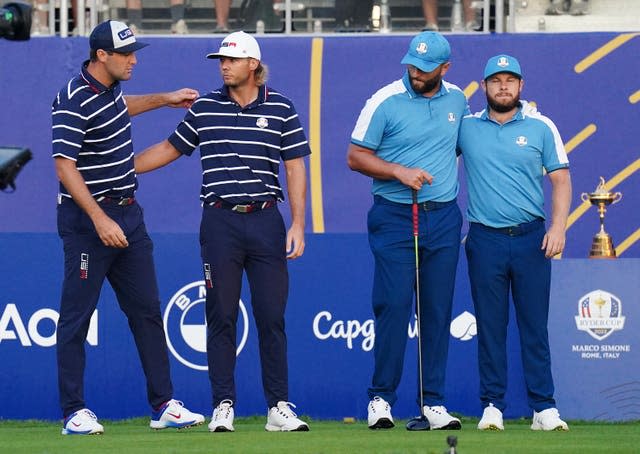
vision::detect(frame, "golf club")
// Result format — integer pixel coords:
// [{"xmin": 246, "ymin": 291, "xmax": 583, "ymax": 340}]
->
[{"xmin": 406, "ymin": 189, "xmax": 430, "ymax": 431}]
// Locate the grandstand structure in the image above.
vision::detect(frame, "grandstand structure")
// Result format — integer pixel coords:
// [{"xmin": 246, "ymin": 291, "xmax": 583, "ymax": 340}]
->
[{"xmin": 32, "ymin": 0, "xmax": 640, "ymax": 36}]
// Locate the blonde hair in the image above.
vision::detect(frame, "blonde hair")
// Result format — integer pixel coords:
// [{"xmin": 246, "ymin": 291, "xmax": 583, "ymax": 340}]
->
[{"xmin": 254, "ymin": 62, "xmax": 269, "ymax": 87}]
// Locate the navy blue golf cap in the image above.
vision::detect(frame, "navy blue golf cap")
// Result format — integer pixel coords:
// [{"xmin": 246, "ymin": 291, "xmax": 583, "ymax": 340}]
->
[{"xmin": 89, "ymin": 20, "xmax": 148, "ymax": 53}]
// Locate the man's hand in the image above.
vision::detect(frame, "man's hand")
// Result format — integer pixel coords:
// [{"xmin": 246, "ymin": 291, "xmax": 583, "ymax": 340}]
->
[
  {"xmin": 93, "ymin": 213, "xmax": 129, "ymax": 248},
  {"xmin": 286, "ymin": 223, "xmax": 305, "ymax": 259},
  {"xmin": 541, "ymin": 224, "xmax": 565, "ymax": 258},
  {"xmin": 166, "ymin": 88, "xmax": 199, "ymax": 109},
  {"xmin": 394, "ymin": 167, "xmax": 433, "ymax": 191}
]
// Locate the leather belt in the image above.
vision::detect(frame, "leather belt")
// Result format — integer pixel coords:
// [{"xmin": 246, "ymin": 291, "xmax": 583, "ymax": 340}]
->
[
  {"xmin": 209, "ymin": 200, "xmax": 275, "ymax": 213},
  {"xmin": 95, "ymin": 196, "xmax": 136, "ymax": 206},
  {"xmin": 471, "ymin": 218, "xmax": 544, "ymax": 236}
]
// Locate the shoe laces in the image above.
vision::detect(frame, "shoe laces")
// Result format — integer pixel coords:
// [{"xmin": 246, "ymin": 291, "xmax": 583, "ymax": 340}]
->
[
  {"xmin": 274, "ymin": 401, "xmax": 298, "ymax": 418},
  {"xmin": 214, "ymin": 399, "xmax": 233, "ymax": 420},
  {"xmin": 426, "ymin": 405, "xmax": 447, "ymax": 414},
  {"xmin": 545, "ymin": 408, "xmax": 561, "ymax": 419},
  {"xmin": 79, "ymin": 408, "xmax": 98, "ymax": 421}
]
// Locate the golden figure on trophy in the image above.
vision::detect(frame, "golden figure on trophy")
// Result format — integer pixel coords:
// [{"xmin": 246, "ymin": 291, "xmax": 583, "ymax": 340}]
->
[{"xmin": 581, "ymin": 177, "xmax": 622, "ymax": 258}]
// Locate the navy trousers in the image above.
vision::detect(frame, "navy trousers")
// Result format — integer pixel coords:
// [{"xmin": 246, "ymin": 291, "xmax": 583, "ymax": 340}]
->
[
  {"xmin": 200, "ymin": 204, "xmax": 289, "ymax": 409},
  {"xmin": 367, "ymin": 196, "xmax": 462, "ymax": 407},
  {"xmin": 465, "ymin": 219, "xmax": 557, "ymax": 413},
  {"xmin": 56, "ymin": 200, "xmax": 173, "ymax": 417}
]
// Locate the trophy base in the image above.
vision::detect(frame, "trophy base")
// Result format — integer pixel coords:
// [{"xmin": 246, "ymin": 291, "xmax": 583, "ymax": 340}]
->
[{"xmin": 589, "ymin": 233, "xmax": 617, "ymax": 259}]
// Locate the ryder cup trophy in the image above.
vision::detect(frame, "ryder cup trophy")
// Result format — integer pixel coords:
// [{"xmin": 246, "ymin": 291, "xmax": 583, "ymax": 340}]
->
[{"xmin": 581, "ymin": 177, "xmax": 622, "ymax": 258}]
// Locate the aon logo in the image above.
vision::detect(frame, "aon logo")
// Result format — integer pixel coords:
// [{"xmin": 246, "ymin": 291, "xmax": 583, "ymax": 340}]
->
[{"xmin": 0, "ymin": 304, "xmax": 98, "ymax": 347}]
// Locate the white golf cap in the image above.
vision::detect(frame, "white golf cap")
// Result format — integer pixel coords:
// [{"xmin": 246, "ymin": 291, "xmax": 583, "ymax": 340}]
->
[{"xmin": 206, "ymin": 31, "xmax": 261, "ymax": 61}]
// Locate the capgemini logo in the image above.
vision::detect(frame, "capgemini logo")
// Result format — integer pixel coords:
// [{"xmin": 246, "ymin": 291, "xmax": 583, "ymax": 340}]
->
[
  {"xmin": 163, "ymin": 281, "xmax": 249, "ymax": 371},
  {"xmin": 449, "ymin": 311, "xmax": 477, "ymax": 341}
]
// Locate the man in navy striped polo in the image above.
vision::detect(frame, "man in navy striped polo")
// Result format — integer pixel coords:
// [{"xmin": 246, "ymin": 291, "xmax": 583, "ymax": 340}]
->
[
  {"xmin": 52, "ymin": 19, "xmax": 204, "ymax": 435},
  {"xmin": 135, "ymin": 31, "xmax": 310, "ymax": 432}
]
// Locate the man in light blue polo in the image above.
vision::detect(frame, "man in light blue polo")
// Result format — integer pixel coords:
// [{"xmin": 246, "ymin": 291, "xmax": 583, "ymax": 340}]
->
[
  {"xmin": 347, "ymin": 31, "xmax": 468, "ymax": 430},
  {"xmin": 457, "ymin": 54, "xmax": 572, "ymax": 431}
]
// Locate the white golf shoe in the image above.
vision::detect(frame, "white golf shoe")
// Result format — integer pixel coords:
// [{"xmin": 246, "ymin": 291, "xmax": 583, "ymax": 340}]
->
[
  {"xmin": 423, "ymin": 405, "xmax": 462, "ymax": 430},
  {"xmin": 367, "ymin": 396, "xmax": 394, "ymax": 429},
  {"xmin": 61, "ymin": 408, "xmax": 104, "ymax": 435},
  {"xmin": 531, "ymin": 408, "xmax": 569, "ymax": 431},
  {"xmin": 208, "ymin": 399, "xmax": 235, "ymax": 432},
  {"xmin": 477, "ymin": 403, "xmax": 504, "ymax": 431},
  {"xmin": 150, "ymin": 399, "xmax": 205, "ymax": 429},
  {"xmin": 265, "ymin": 401, "xmax": 309, "ymax": 432}
]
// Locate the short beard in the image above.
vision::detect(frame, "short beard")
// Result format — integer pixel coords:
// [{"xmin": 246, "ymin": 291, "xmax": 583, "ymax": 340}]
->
[
  {"xmin": 487, "ymin": 93, "xmax": 521, "ymax": 113},
  {"xmin": 411, "ymin": 73, "xmax": 442, "ymax": 94}
]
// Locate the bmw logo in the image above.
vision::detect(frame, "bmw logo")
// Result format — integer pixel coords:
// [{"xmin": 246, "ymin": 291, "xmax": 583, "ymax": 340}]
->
[{"xmin": 163, "ymin": 280, "xmax": 249, "ymax": 371}]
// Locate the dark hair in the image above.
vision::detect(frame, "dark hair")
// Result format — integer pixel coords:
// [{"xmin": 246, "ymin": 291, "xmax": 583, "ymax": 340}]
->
[{"xmin": 89, "ymin": 48, "xmax": 114, "ymax": 62}]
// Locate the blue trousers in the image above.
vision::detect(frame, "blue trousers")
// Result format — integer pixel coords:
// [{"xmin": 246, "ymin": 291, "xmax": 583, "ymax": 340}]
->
[
  {"xmin": 367, "ymin": 196, "xmax": 462, "ymax": 407},
  {"xmin": 200, "ymin": 204, "xmax": 289, "ymax": 409},
  {"xmin": 465, "ymin": 220, "xmax": 556, "ymax": 413},
  {"xmin": 56, "ymin": 200, "xmax": 173, "ymax": 418}
]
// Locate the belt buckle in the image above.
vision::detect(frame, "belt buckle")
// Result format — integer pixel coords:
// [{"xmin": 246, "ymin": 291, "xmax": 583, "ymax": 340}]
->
[
  {"xmin": 233, "ymin": 204, "xmax": 251, "ymax": 213},
  {"xmin": 118, "ymin": 197, "xmax": 133, "ymax": 206}
]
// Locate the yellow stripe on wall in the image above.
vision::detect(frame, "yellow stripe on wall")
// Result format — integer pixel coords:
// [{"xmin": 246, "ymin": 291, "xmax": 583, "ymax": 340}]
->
[
  {"xmin": 309, "ymin": 38, "xmax": 325, "ymax": 233},
  {"xmin": 564, "ymin": 124, "xmax": 597, "ymax": 154},
  {"xmin": 616, "ymin": 228, "xmax": 640, "ymax": 257},
  {"xmin": 629, "ymin": 90, "xmax": 640, "ymax": 104},
  {"xmin": 463, "ymin": 81, "xmax": 479, "ymax": 100},
  {"xmin": 574, "ymin": 33, "xmax": 639, "ymax": 73}
]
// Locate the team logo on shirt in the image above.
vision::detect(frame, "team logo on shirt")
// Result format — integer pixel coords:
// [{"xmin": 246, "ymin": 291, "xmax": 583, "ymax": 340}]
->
[
  {"xmin": 448, "ymin": 112, "xmax": 456, "ymax": 122},
  {"xmin": 516, "ymin": 136, "xmax": 528, "ymax": 146},
  {"xmin": 256, "ymin": 117, "xmax": 269, "ymax": 128},
  {"xmin": 163, "ymin": 280, "xmax": 249, "ymax": 371},
  {"xmin": 416, "ymin": 42, "xmax": 428, "ymax": 54},
  {"xmin": 575, "ymin": 290, "xmax": 625, "ymax": 341}
]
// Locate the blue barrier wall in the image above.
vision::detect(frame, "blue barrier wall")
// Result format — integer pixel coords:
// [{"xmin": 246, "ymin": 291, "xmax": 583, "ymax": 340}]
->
[{"xmin": 0, "ymin": 33, "xmax": 638, "ymax": 421}]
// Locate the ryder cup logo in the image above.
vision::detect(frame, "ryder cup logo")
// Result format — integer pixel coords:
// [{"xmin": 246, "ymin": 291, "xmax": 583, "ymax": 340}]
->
[
  {"xmin": 164, "ymin": 281, "xmax": 249, "ymax": 370},
  {"xmin": 497, "ymin": 56, "xmax": 509, "ymax": 68},
  {"xmin": 575, "ymin": 290, "xmax": 625, "ymax": 341},
  {"xmin": 256, "ymin": 117, "xmax": 268, "ymax": 128}
]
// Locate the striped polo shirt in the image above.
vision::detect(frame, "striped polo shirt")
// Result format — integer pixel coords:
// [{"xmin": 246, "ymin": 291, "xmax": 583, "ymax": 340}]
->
[
  {"xmin": 168, "ymin": 84, "xmax": 310, "ymax": 205},
  {"xmin": 51, "ymin": 61, "xmax": 136, "ymax": 200},
  {"xmin": 457, "ymin": 102, "xmax": 569, "ymax": 228},
  {"xmin": 351, "ymin": 72, "xmax": 469, "ymax": 204}
]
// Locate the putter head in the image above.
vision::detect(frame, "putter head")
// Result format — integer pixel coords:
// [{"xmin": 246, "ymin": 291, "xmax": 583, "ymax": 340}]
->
[{"xmin": 406, "ymin": 415, "xmax": 430, "ymax": 431}]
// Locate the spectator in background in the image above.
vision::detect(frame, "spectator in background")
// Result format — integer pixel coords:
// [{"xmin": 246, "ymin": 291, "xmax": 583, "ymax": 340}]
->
[
  {"xmin": 126, "ymin": 0, "xmax": 190, "ymax": 34},
  {"xmin": 422, "ymin": 0, "xmax": 478, "ymax": 31},
  {"xmin": 32, "ymin": 0, "xmax": 49, "ymax": 35},
  {"xmin": 546, "ymin": 0, "xmax": 589, "ymax": 15},
  {"xmin": 31, "ymin": 0, "xmax": 80, "ymax": 35},
  {"xmin": 335, "ymin": 0, "xmax": 374, "ymax": 32},
  {"xmin": 214, "ymin": 0, "xmax": 232, "ymax": 32}
]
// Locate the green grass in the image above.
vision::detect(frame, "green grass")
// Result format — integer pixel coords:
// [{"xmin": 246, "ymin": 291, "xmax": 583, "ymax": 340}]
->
[{"xmin": 1, "ymin": 417, "xmax": 639, "ymax": 453}]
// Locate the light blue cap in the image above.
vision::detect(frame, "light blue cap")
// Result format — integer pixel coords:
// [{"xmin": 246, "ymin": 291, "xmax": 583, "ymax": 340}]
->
[
  {"xmin": 401, "ymin": 31, "xmax": 451, "ymax": 73},
  {"xmin": 483, "ymin": 54, "xmax": 522, "ymax": 80}
]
